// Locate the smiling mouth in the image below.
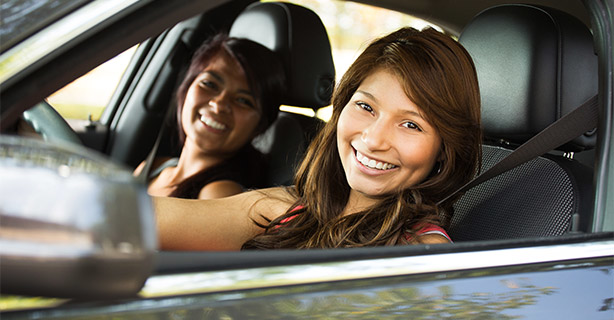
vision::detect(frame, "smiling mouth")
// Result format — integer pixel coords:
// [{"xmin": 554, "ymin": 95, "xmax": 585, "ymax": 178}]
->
[
  {"xmin": 200, "ymin": 114, "xmax": 227, "ymax": 130},
  {"xmin": 355, "ymin": 150, "xmax": 398, "ymax": 170}
]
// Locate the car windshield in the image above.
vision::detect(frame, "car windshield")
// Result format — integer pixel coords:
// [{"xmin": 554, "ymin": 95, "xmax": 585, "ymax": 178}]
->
[{"xmin": 0, "ymin": 0, "xmax": 90, "ymax": 52}]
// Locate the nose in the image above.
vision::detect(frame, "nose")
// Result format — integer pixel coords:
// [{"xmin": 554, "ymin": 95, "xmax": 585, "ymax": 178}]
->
[
  {"xmin": 361, "ymin": 118, "xmax": 390, "ymax": 151},
  {"xmin": 209, "ymin": 93, "xmax": 231, "ymax": 114}
]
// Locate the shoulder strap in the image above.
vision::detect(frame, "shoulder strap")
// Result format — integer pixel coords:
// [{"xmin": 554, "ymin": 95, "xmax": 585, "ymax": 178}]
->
[
  {"xmin": 136, "ymin": 129, "xmax": 164, "ymax": 184},
  {"xmin": 438, "ymin": 95, "xmax": 598, "ymax": 205},
  {"xmin": 136, "ymin": 107, "xmax": 174, "ymax": 184},
  {"xmin": 148, "ymin": 158, "xmax": 179, "ymax": 181}
]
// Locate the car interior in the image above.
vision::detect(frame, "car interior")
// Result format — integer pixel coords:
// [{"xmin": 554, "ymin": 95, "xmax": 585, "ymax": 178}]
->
[
  {"xmin": 148, "ymin": 1, "xmax": 601, "ymax": 273},
  {"xmin": 4, "ymin": 1, "xmax": 607, "ymax": 270},
  {"xmin": 141, "ymin": 2, "xmax": 599, "ymax": 241}
]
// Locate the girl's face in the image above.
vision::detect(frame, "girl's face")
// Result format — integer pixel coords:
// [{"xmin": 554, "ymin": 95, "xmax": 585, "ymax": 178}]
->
[
  {"xmin": 181, "ymin": 50, "xmax": 262, "ymax": 157},
  {"xmin": 337, "ymin": 69, "xmax": 442, "ymax": 198}
]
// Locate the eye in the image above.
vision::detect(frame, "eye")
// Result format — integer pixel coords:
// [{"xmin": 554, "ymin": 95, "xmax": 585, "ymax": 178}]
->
[
  {"xmin": 236, "ymin": 96, "xmax": 256, "ymax": 109},
  {"xmin": 198, "ymin": 80, "xmax": 219, "ymax": 91},
  {"xmin": 356, "ymin": 101, "xmax": 373, "ymax": 114},
  {"xmin": 402, "ymin": 121, "xmax": 422, "ymax": 131}
]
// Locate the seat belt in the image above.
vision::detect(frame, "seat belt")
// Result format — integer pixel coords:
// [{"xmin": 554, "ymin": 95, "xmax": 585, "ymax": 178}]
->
[
  {"xmin": 136, "ymin": 107, "xmax": 173, "ymax": 184},
  {"xmin": 438, "ymin": 95, "xmax": 599, "ymax": 205},
  {"xmin": 136, "ymin": 127, "xmax": 165, "ymax": 184}
]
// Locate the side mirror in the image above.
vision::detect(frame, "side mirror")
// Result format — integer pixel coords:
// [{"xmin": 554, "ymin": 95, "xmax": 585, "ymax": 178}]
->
[{"xmin": 0, "ymin": 136, "xmax": 156, "ymax": 299}]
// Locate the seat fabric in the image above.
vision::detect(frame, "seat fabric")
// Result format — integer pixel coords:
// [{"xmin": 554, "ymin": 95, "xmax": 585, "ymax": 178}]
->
[
  {"xmin": 451, "ymin": 145, "xmax": 593, "ymax": 241},
  {"xmin": 450, "ymin": 4, "xmax": 597, "ymax": 241}
]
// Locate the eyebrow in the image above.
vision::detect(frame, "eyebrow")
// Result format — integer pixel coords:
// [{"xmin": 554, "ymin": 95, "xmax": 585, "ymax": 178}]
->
[
  {"xmin": 356, "ymin": 89, "xmax": 425, "ymax": 120},
  {"xmin": 400, "ymin": 109, "xmax": 425, "ymax": 119},
  {"xmin": 356, "ymin": 90, "xmax": 378, "ymax": 103},
  {"xmin": 201, "ymin": 71, "xmax": 255, "ymax": 98}
]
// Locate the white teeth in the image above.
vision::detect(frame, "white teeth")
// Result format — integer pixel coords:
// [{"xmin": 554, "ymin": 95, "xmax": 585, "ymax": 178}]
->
[
  {"xmin": 200, "ymin": 115, "xmax": 227, "ymax": 130},
  {"xmin": 355, "ymin": 151, "xmax": 396, "ymax": 170}
]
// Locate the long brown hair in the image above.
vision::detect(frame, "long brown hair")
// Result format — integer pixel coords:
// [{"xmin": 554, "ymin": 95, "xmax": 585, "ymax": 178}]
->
[{"xmin": 243, "ymin": 27, "xmax": 481, "ymax": 249}]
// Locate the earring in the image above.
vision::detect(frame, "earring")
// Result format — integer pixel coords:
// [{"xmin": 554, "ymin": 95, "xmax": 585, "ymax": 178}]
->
[{"xmin": 437, "ymin": 162, "xmax": 442, "ymax": 174}]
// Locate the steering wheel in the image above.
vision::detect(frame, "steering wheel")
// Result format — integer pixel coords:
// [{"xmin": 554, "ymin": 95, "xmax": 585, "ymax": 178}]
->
[{"xmin": 22, "ymin": 101, "xmax": 83, "ymax": 146}]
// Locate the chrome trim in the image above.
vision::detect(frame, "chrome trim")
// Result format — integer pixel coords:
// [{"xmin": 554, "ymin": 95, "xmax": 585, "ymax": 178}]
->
[
  {"xmin": 0, "ymin": 0, "xmax": 139, "ymax": 84},
  {"xmin": 141, "ymin": 240, "xmax": 614, "ymax": 298},
  {"xmin": 0, "ymin": 136, "xmax": 156, "ymax": 298}
]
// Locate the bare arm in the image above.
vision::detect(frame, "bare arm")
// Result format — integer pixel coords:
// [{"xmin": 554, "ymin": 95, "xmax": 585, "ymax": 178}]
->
[
  {"xmin": 415, "ymin": 234, "xmax": 451, "ymax": 244},
  {"xmin": 154, "ymin": 187, "xmax": 294, "ymax": 251}
]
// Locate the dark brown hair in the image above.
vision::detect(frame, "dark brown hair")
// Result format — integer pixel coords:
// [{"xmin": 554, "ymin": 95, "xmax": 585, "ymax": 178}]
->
[{"xmin": 243, "ymin": 27, "xmax": 481, "ymax": 249}]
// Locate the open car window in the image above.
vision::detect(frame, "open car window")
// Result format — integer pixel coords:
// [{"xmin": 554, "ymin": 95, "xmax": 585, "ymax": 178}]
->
[
  {"xmin": 46, "ymin": 45, "xmax": 138, "ymax": 123},
  {"xmin": 0, "ymin": 0, "xmax": 612, "ymax": 317}
]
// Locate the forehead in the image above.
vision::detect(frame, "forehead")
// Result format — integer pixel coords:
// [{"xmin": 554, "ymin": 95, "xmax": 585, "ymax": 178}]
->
[
  {"xmin": 201, "ymin": 50, "xmax": 246, "ymax": 79},
  {"xmin": 357, "ymin": 69, "xmax": 424, "ymax": 115}
]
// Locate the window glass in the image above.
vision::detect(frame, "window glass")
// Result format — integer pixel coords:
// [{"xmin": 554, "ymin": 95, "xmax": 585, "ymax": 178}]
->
[
  {"xmin": 270, "ymin": 0, "xmax": 443, "ymax": 121},
  {"xmin": 46, "ymin": 45, "xmax": 137, "ymax": 121}
]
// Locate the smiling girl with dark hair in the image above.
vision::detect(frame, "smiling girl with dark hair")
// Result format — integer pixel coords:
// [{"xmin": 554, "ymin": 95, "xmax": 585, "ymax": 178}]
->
[{"xmin": 135, "ymin": 34, "xmax": 285, "ymax": 199}]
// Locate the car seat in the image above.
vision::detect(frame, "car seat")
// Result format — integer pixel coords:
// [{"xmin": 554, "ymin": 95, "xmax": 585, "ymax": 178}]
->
[
  {"xmin": 229, "ymin": 2, "xmax": 335, "ymax": 186},
  {"xmin": 450, "ymin": 4, "xmax": 598, "ymax": 241}
]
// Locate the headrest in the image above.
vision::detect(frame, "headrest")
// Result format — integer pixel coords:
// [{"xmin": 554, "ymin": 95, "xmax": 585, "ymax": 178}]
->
[
  {"xmin": 459, "ymin": 4, "xmax": 597, "ymax": 151},
  {"xmin": 230, "ymin": 2, "xmax": 335, "ymax": 109}
]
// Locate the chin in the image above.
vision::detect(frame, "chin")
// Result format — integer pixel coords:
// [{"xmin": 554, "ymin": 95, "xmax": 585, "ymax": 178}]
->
[{"xmin": 350, "ymin": 183, "xmax": 393, "ymax": 198}]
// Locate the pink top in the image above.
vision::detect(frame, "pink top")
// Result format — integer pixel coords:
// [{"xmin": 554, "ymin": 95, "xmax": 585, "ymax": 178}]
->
[
  {"xmin": 404, "ymin": 224, "xmax": 452, "ymax": 242},
  {"xmin": 278, "ymin": 206, "xmax": 452, "ymax": 243}
]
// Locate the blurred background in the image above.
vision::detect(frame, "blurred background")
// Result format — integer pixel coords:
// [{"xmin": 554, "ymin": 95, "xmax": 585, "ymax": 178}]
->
[{"xmin": 46, "ymin": 0, "xmax": 442, "ymax": 122}]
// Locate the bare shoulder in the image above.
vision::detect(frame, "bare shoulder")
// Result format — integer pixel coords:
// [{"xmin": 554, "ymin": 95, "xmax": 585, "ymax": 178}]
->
[
  {"xmin": 242, "ymin": 186, "xmax": 297, "ymax": 221},
  {"xmin": 415, "ymin": 233, "xmax": 451, "ymax": 244},
  {"xmin": 133, "ymin": 156, "xmax": 174, "ymax": 176},
  {"xmin": 198, "ymin": 180, "xmax": 244, "ymax": 199}
]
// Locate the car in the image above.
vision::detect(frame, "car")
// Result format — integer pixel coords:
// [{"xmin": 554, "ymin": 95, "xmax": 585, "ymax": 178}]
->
[{"xmin": 1, "ymin": 0, "xmax": 613, "ymax": 318}]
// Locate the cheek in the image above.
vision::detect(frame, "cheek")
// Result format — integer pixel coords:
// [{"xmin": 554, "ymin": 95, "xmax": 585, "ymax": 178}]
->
[
  {"xmin": 337, "ymin": 107, "xmax": 359, "ymax": 142},
  {"xmin": 399, "ymin": 137, "xmax": 441, "ymax": 170},
  {"xmin": 184, "ymin": 82, "xmax": 200, "ymax": 104},
  {"xmin": 181, "ymin": 87, "xmax": 198, "ymax": 115},
  {"xmin": 180, "ymin": 104, "xmax": 191, "ymax": 133},
  {"xmin": 234, "ymin": 110, "xmax": 262, "ymax": 137},
  {"xmin": 336, "ymin": 110, "xmax": 352, "ymax": 155}
]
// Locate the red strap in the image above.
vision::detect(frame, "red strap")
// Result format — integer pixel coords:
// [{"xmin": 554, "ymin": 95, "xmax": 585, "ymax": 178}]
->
[{"xmin": 404, "ymin": 224, "xmax": 452, "ymax": 242}]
